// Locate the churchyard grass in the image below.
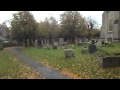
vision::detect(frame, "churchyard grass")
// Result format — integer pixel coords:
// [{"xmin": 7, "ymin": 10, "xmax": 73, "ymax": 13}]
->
[{"xmin": 22, "ymin": 43, "xmax": 120, "ymax": 79}]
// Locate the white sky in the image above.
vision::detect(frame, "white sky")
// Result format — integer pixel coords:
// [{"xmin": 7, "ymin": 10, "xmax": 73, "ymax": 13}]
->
[{"xmin": 0, "ymin": 11, "xmax": 104, "ymax": 28}]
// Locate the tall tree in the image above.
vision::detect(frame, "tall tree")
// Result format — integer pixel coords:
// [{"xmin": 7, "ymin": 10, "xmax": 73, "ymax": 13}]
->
[
  {"xmin": 60, "ymin": 11, "xmax": 87, "ymax": 42},
  {"xmin": 11, "ymin": 11, "xmax": 37, "ymax": 46},
  {"xmin": 48, "ymin": 16, "xmax": 59, "ymax": 43},
  {"xmin": 37, "ymin": 17, "xmax": 60, "ymax": 44}
]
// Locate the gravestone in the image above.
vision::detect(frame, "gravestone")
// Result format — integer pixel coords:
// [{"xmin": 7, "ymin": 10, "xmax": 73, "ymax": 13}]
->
[
  {"xmin": 99, "ymin": 56, "xmax": 120, "ymax": 68},
  {"xmin": 59, "ymin": 38, "xmax": 64, "ymax": 49},
  {"xmin": 101, "ymin": 40, "xmax": 105, "ymax": 46},
  {"xmin": 105, "ymin": 40, "xmax": 108, "ymax": 45},
  {"xmin": 88, "ymin": 40, "xmax": 97, "ymax": 53},
  {"xmin": 46, "ymin": 43, "xmax": 51, "ymax": 50},
  {"xmin": 96, "ymin": 40, "xmax": 101, "ymax": 46},
  {"xmin": 59, "ymin": 38, "xmax": 64, "ymax": 45},
  {"xmin": 81, "ymin": 47, "xmax": 88, "ymax": 54},
  {"xmin": 37, "ymin": 38, "xmax": 42, "ymax": 48},
  {"xmin": 64, "ymin": 49, "xmax": 75, "ymax": 58},
  {"xmin": 53, "ymin": 42, "xmax": 58, "ymax": 49}
]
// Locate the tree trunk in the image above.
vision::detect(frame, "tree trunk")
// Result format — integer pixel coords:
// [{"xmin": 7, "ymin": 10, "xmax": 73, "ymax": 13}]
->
[
  {"xmin": 29, "ymin": 38, "xmax": 32, "ymax": 46},
  {"xmin": 32, "ymin": 38, "xmax": 35, "ymax": 46},
  {"xmin": 72, "ymin": 36, "xmax": 75, "ymax": 43}
]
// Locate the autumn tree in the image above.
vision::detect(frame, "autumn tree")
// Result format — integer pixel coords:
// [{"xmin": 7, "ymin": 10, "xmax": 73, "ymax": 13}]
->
[
  {"xmin": 37, "ymin": 17, "xmax": 60, "ymax": 44},
  {"xmin": 11, "ymin": 11, "xmax": 37, "ymax": 46},
  {"xmin": 48, "ymin": 16, "xmax": 60, "ymax": 44},
  {"xmin": 60, "ymin": 11, "xmax": 87, "ymax": 43},
  {"xmin": 37, "ymin": 18, "xmax": 50, "ymax": 43}
]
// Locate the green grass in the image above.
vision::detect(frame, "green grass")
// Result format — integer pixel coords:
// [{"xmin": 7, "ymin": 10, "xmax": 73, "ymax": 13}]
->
[
  {"xmin": 97, "ymin": 42, "xmax": 120, "ymax": 56},
  {"xmin": 0, "ymin": 49, "xmax": 42, "ymax": 79},
  {"xmin": 22, "ymin": 43, "xmax": 120, "ymax": 79}
]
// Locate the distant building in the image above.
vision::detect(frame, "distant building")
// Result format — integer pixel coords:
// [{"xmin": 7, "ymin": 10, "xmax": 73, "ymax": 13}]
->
[
  {"xmin": 0, "ymin": 22, "xmax": 9, "ymax": 40},
  {"xmin": 101, "ymin": 11, "xmax": 120, "ymax": 41}
]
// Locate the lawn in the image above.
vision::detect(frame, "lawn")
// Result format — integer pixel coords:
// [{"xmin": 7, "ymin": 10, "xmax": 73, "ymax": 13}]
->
[
  {"xmin": 0, "ymin": 49, "xmax": 43, "ymax": 79},
  {"xmin": 22, "ymin": 43, "xmax": 120, "ymax": 79}
]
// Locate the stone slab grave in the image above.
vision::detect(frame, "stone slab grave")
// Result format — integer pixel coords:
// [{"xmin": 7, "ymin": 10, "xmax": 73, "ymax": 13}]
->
[
  {"xmin": 99, "ymin": 56, "xmax": 120, "ymax": 68},
  {"xmin": 64, "ymin": 49, "xmax": 75, "ymax": 58}
]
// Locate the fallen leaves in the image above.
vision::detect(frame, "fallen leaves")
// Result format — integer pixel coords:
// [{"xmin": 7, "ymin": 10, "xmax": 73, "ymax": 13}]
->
[
  {"xmin": 61, "ymin": 70, "xmax": 81, "ymax": 79},
  {"xmin": 0, "ymin": 49, "xmax": 43, "ymax": 79}
]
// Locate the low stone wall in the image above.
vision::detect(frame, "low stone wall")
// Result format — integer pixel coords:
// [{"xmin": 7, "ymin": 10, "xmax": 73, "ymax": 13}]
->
[{"xmin": 99, "ymin": 56, "xmax": 120, "ymax": 68}]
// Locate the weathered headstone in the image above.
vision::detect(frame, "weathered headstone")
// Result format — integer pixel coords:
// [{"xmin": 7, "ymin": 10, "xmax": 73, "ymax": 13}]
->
[
  {"xmin": 59, "ymin": 38, "xmax": 64, "ymax": 45},
  {"xmin": 53, "ymin": 42, "xmax": 58, "ymax": 49},
  {"xmin": 64, "ymin": 49, "xmax": 75, "ymax": 58},
  {"xmin": 88, "ymin": 40, "xmax": 97, "ymax": 53}
]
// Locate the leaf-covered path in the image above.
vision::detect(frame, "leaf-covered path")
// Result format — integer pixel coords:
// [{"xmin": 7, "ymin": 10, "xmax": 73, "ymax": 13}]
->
[{"xmin": 11, "ymin": 47, "xmax": 72, "ymax": 79}]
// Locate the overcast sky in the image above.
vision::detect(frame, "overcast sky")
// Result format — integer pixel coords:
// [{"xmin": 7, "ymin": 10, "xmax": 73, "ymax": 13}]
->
[{"xmin": 0, "ymin": 11, "xmax": 104, "ymax": 28}]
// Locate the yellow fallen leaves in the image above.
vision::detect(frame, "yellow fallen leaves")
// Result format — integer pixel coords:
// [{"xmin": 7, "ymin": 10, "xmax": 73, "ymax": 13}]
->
[{"xmin": 61, "ymin": 70, "xmax": 81, "ymax": 79}]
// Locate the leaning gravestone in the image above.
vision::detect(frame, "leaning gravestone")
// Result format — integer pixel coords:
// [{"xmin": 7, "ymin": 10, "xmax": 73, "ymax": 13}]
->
[{"xmin": 88, "ymin": 40, "xmax": 97, "ymax": 53}]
